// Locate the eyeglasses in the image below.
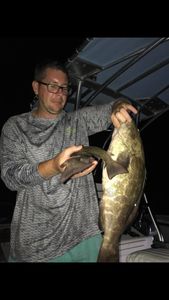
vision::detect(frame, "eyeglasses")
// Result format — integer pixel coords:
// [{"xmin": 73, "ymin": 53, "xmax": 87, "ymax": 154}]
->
[{"xmin": 37, "ymin": 81, "xmax": 72, "ymax": 95}]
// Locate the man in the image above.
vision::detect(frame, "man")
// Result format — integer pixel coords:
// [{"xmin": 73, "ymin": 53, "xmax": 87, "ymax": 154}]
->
[{"xmin": 0, "ymin": 59, "xmax": 137, "ymax": 262}]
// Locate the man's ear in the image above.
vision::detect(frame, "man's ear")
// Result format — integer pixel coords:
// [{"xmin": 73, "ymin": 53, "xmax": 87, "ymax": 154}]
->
[{"xmin": 32, "ymin": 81, "xmax": 39, "ymax": 95}]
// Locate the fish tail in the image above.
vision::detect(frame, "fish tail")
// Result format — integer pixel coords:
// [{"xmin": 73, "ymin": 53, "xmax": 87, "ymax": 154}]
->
[{"xmin": 97, "ymin": 243, "xmax": 119, "ymax": 262}]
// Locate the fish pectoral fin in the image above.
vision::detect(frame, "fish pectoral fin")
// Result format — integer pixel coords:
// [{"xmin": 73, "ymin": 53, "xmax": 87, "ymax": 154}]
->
[
  {"xmin": 116, "ymin": 152, "xmax": 130, "ymax": 170},
  {"xmin": 106, "ymin": 160, "xmax": 128, "ymax": 179}
]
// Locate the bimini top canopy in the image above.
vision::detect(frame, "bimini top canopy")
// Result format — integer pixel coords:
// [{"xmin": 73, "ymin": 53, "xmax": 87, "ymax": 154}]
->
[{"xmin": 65, "ymin": 37, "xmax": 169, "ymax": 124}]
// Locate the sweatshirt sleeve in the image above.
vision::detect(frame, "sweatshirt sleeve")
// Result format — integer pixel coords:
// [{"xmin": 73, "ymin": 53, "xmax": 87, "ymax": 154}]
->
[
  {"xmin": 77, "ymin": 102, "xmax": 113, "ymax": 136},
  {"xmin": 0, "ymin": 118, "xmax": 50, "ymax": 191}
]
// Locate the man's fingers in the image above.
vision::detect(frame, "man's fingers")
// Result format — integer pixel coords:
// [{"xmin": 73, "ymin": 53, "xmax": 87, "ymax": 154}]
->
[
  {"xmin": 125, "ymin": 104, "xmax": 138, "ymax": 114},
  {"xmin": 111, "ymin": 103, "xmax": 138, "ymax": 128},
  {"xmin": 120, "ymin": 108, "xmax": 132, "ymax": 122},
  {"xmin": 66, "ymin": 145, "xmax": 82, "ymax": 156},
  {"xmin": 115, "ymin": 111, "xmax": 128, "ymax": 123},
  {"xmin": 111, "ymin": 115, "xmax": 121, "ymax": 128}
]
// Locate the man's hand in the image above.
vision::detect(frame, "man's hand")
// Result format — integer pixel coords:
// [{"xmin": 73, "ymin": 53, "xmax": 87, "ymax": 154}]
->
[
  {"xmin": 55, "ymin": 145, "xmax": 98, "ymax": 177},
  {"xmin": 38, "ymin": 145, "xmax": 82, "ymax": 179},
  {"xmin": 111, "ymin": 99, "xmax": 138, "ymax": 128},
  {"xmin": 54, "ymin": 145, "xmax": 83, "ymax": 173},
  {"xmin": 38, "ymin": 145, "xmax": 98, "ymax": 180}
]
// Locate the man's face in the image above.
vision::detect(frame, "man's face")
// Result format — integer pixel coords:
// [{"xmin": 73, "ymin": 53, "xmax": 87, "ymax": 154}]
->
[{"xmin": 33, "ymin": 68, "xmax": 69, "ymax": 118}]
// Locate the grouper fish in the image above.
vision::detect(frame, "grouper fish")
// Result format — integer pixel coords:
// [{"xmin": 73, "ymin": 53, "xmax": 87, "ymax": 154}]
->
[
  {"xmin": 60, "ymin": 100, "xmax": 145, "ymax": 262},
  {"xmin": 97, "ymin": 119, "xmax": 146, "ymax": 262},
  {"xmin": 61, "ymin": 119, "xmax": 145, "ymax": 262}
]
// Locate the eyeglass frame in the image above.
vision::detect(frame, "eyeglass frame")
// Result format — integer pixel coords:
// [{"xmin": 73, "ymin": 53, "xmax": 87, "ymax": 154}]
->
[{"xmin": 37, "ymin": 80, "xmax": 72, "ymax": 95}]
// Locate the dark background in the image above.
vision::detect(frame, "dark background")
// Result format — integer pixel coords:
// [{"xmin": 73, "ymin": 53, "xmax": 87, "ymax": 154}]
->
[
  {"xmin": 0, "ymin": 37, "xmax": 85, "ymax": 223},
  {"xmin": 0, "ymin": 37, "xmax": 168, "ymax": 225}
]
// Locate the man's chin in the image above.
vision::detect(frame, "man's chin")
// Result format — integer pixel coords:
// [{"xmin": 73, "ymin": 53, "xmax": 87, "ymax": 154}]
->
[{"xmin": 48, "ymin": 107, "xmax": 63, "ymax": 115}]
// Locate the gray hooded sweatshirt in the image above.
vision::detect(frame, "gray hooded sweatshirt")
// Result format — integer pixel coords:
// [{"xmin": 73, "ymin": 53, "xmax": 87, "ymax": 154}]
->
[{"xmin": 0, "ymin": 103, "xmax": 113, "ymax": 262}]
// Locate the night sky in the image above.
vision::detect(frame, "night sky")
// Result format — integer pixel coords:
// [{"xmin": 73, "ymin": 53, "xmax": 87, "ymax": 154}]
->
[
  {"xmin": 0, "ymin": 37, "xmax": 168, "ymax": 225},
  {"xmin": 0, "ymin": 37, "xmax": 85, "ymax": 127}
]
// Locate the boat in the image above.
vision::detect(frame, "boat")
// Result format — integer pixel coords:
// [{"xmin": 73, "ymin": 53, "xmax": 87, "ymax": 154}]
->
[
  {"xmin": 1, "ymin": 37, "xmax": 169, "ymax": 262},
  {"xmin": 65, "ymin": 37, "xmax": 169, "ymax": 262}
]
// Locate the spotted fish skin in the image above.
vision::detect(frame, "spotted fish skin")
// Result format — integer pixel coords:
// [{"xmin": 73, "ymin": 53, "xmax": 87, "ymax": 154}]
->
[{"xmin": 98, "ymin": 121, "xmax": 146, "ymax": 262}]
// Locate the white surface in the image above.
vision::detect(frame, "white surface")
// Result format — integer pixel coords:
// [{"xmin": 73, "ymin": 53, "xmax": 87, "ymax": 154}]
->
[
  {"xmin": 126, "ymin": 247, "xmax": 169, "ymax": 262},
  {"xmin": 119, "ymin": 234, "xmax": 153, "ymax": 262}
]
